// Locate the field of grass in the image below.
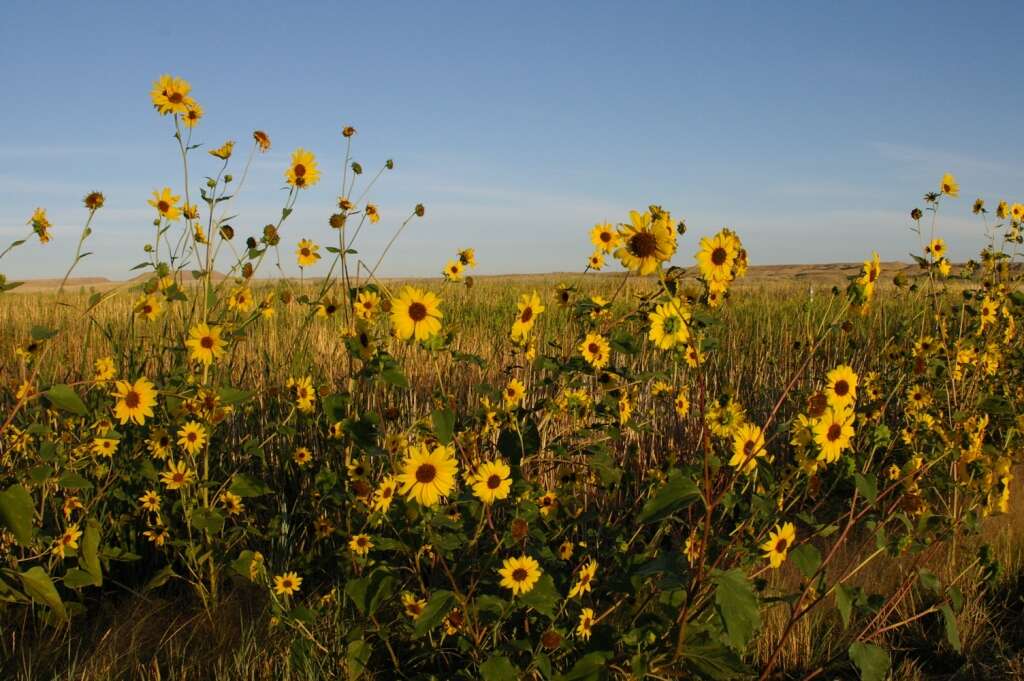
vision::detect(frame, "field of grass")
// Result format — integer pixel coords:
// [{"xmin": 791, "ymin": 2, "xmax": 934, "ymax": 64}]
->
[{"xmin": 2, "ymin": 74, "xmax": 1023, "ymax": 681}]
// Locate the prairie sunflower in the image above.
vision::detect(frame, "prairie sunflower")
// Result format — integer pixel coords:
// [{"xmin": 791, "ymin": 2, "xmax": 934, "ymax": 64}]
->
[
  {"xmin": 94, "ymin": 356, "xmax": 116, "ymax": 382},
  {"xmin": 568, "ymin": 560, "xmax": 598, "ymax": 598},
  {"xmin": 824, "ymin": 365, "xmax": 858, "ymax": 409},
  {"xmin": 538, "ymin": 491, "xmax": 558, "ymax": 517},
  {"xmin": 112, "ymin": 377, "xmax": 158, "ymax": 426},
  {"xmin": 588, "ymin": 251, "xmax": 605, "ymax": 270},
  {"xmin": 443, "ymin": 259, "xmax": 464, "ymax": 281},
  {"xmin": 614, "ymin": 210, "xmax": 677, "ymax": 275},
  {"xmin": 182, "ymin": 101, "xmax": 203, "ymax": 127},
  {"xmin": 296, "ymin": 239, "xmax": 321, "ymax": 267},
  {"xmin": 579, "ymin": 333, "xmax": 610, "ymax": 369},
  {"xmin": 365, "ymin": 204, "xmax": 380, "ymax": 223},
  {"xmin": 504, "ymin": 378, "xmax": 526, "ymax": 407},
  {"xmin": 228, "ymin": 286, "xmax": 255, "ymax": 313},
  {"xmin": 349, "ymin": 534, "xmax": 374, "ymax": 556},
  {"xmin": 471, "ymin": 459, "xmax": 512, "ymax": 504},
  {"xmin": 458, "ymin": 248, "xmax": 477, "ymax": 268},
  {"xmin": 252, "ymin": 130, "xmax": 271, "ymax": 152},
  {"xmin": 134, "ymin": 294, "xmax": 163, "ymax": 321},
  {"xmin": 273, "ymin": 572, "xmax": 302, "ymax": 596},
  {"xmin": 498, "ymin": 555, "xmax": 542, "ymax": 596},
  {"xmin": 53, "ymin": 524, "xmax": 82, "ymax": 559},
  {"xmin": 139, "ymin": 490, "xmax": 161, "ymax": 512},
  {"xmin": 696, "ymin": 232, "xmax": 738, "ymax": 283},
  {"xmin": 160, "ymin": 460, "xmax": 196, "ymax": 490},
  {"xmin": 148, "ymin": 187, "xmax": 181, "ymax": 221},
  {"xmin": 729, "ymin": 422, "xmax": 767, "ymax": 474},
  {"xmin": 813, "ymin": 406, "xmax": 855, "ymax": 464},
  {"xmin": 285, "ymin": 149, "xmax": 320, "ymax": 188},
  {"xmin": 939, "ymin": 172, "xmax": 959, "ymax": 197},
  {"xmin": 354, "ymin": 290, "xmax": 380, "ymax": 320},
  {"xmin": 150, "ymin": 75, "xmax": 193, "ymax": 116},
  {"xmin": 397, "ymin": 443, "xmax": 458, "ymax": 507},
  {"xmin": 590, "ymin": 222, "xmax": 619, "ymax": 253},
  {"xmin": 761, "ymin": 522, "xmax": 796, "ymax": 569},
  {"xmin": 28, "ymin": 208, "xmax": 52, "ymax": 243},
  {"xmin": 390, "ymin": 286, "xmax": 443, "ymax": 341},
  {"xmin": 209, "ymin": 140, "xmax": 234, "ymax": 160},
  {"xmin": 402, "ymin": 592, "xmax": 427, "ymax": 618},
  {"xmin": 926, "ymin": 238, "xmax": 946, "ymax": 260},
  {"xmin": 511, "ymin": 291, "xmax": 544, "ymax": 341},
  {"xmin": 92, "ymin": 438, "xmax": 118, "ymax": 457},
  {"xmin": 372, "ymin": 475, "xmax": 398, "ymax": 512},
  {"xmin": 287, "ymin": 376, "xmax": 316, "ymax": 412},
  {"xmin": 293, "ymin": 447, "xmax": 313, "ymax": 466},
  {"xmin": 185, "ymin": 323, "xmax": 227, "ymax": 366},
  {"xmin": 648, "ymin": 298, "xmax": 691, "ymax": 349},
  {"xmin": 177, "ymin": 421, "xmax": 207, "ymax": 455},
  {"xmin": 577, "ymin": 608, "xmax": 595, "ymax": 640}
]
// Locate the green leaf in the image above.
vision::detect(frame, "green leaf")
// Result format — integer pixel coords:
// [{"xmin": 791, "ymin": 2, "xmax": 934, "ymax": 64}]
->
[
  {"xmin": 0, "ymin": 484, "xmax": 35, "ymax": 545},
  {"xmin": 940, "ymin": 603, "xmax": 962, "ymax": 652},
  {"xmin": 80, "ymin": 519, "xmax": 102, "ymax": 586},
  {"xmin": 58, "ymin": 472, "xmax": 93, "ymax": 491},
  {"xmin": 520, "ymin": 573, "xmax": 560, "ymax": 619},
  {"xmin": 218, "ymin": 387, "xmax": 252, "ymax": 405},
  {"xmin": 19, "ymin": 567, "xmax": 67, "ymax": 621},
  {"xmin": 413, "ymin": 589, "xmax": 455, "ymax": 638},
  {"xmin": 62, "ymin": 568, "xmax": 99, "ymax": 589},
  {"xmin": 45, "ymin": 384, "xmax": 88, "ymax": 416},
  {"xmin": 712, "ymin": 569, "xmax": 761, "ymax": 651},
  {"xmin": 480, "ymin": 654, "xmax": 519, "ymax": 681},
  {"xmin": 790, "ymin": 544, "xmax": 821, "ymax": 579},
  {"xmin": 554, "ymin": 651, "xmax": 611, "ymax": 681},
  {"xmin": 346, "ymin": 639, "xmax": 371, "ymax": 680},
  {"xmin": 229, "ymin": 473, "xmax": 271, "ymax": 497},
  {"xmin": 853, "ymin": 473, "xmax": 877, "ymax": 503},
  {"xmin": 30, "ymin": 325, "xmax": 57, "ymax": 341},
  {"xmin": 835, "ymin": 583, "xmax": 855, "ymax": 628},
  {"xmin": 848, "ymin": 642, "xmax": 890, "ymax": 681},
  {"xmin": 637, "ymin": 469, "xmax": 700, "ymax": 524},
  {"xmin": 432, "ymin": 408, "xmax": 455, "ymax": 444},
  {"xmin": 191, "ymin": 507, "xmax": 225, "ymax": 533},
  {"xmin": 681, "ymin": 627, "xmax": 748, "ymax": 680},
  {"xmin": 380, "ymin": 366, "xmax": 409, "ymax": 388},
  {"xmin": 344, "ymin": 569, "xmax": 396, "ymax": 617},
  {"xmin": 917, "ymin": 568, "xmax": 940, "ymax": 594},
  {"xmin": 144, "ymin": 564, "xmax": 176, "ymax": 592}
]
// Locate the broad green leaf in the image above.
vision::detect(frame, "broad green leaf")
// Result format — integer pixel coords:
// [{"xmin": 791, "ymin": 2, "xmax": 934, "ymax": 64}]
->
[
  {"xmin": 835, "ymin": 583, "xmax": 855, "ymax": 628},
  {"xmin": 45, "ymin": 384, "xmax": 88, "ymax": 416},
  {"xmin": 229, "ymin": 473, "xmax": 271, "ymax": 497},
  {"xmin": 63, "ymin": 568, "xmax": 99, "ymax": 589},
  {"xmin": 191, "ymin": 507, "xmax": 225, "ymax": 533},
  {"xmin": 848, "ymin": 642, "xmax": 890, "ymax": 681},
  {"xmin": 380, "ymin": 366, "xmax": 409, "ymax": 388},
  {"xmin": 413, "ymin": 589, "xmax": 455, "ymax": 638},
  {"xmin": 480, "ymin": 654, "xmax": 519, "ymax": 681},
  {"xmin": 637, "ymin": 470, "xmax": 699, "ymax": 524},
  {"xmin": 0, "ymin": 484, "xmax": 35, "ymax": 545},
  {"xmin": 520, "ymin": 573, "xmax": 560, "ymax": 619},
  {"xmin": 681, "ymin": 626, "xmax": 748, "ymax": 680},
  {"xmin": 712, "ymin": 569, "xmax": 761, "ymax": 651},
  {"xmin": 853, "ymin": 473, "xmax": 877, "ymax": 503},
  {"xmin": 346, "ymin": 639, "xmax": 371, "ymax": 680},
  {"xmin": 554, "ymin": 651, "xmax": 612, "ymax": 681},
  {"xmin": 790, "ymin": 544, "xmax": 821, "ymax": 579},
  {"xmin": 19, "ymin": 567, "xmax": 66, "ymax": 621},
  {"xmin": 432, "ymin": 407, "xmax": 455, "ymax": 444},
  {"xmin": 218, "ymin": 387, "xmax": 252, "ymax": 405},
  {"xmin": 80, "ymin": 519, "xmax": 102, "ymax": 586},
  {"xmin": 344, "ymin": 569, "xmax": 396, "ymax": 616},
  {"xmin": 58, "ymin": 472, "xmax": 93, "ymax": 490},
  {"xmin": 939, "ymin": 603, "xmax": 961, "ymax": 652}
]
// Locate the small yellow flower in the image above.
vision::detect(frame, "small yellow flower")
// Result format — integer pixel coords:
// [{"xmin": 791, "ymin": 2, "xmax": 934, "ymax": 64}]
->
[
  {"xmin": 28, "ymin": 208, "xmax": 52, "ymax": 243},
  {"xmin": 209, "ymin": 140, "xmax": 234, "ymax": 160},
  {"xmin": 579, "ymin": 333, "xmax": 610, "ymax": 369},
  {"xmin": 148, "ymin": 187, "xmax": 182, "ymax": 221},
  {"xmin": 293, "ymin": 447, "xmax": 313, "ymax": 466},
  {"xmin": 112, "ymin": 377, "xmax": 158, "ymax": 426},
  {"xmin": 471, "ymin": 459, "xmax": 513, "ymax": 504},
  {"xmin": 590, "ymin": 222, "xmax": 619, "ymax": 253},
  {"xmin": 498, "ymin": 555, "xmax": 542, "ymax": 596},
  {"xmin": 568, "ymin": 560, "xmax": 598, "ymax": 598},
  {"xmin": 296, "ymin": 239, "xmax": 321, "ymax": 267},
  {"xmin": 576, "ymin": 608, "xmax": 595, "ymax": 640},
  {"xmin": 349, "ymin": 534, "xmax": 374, "ymax": 556},
  {"xmin": 939, "ymin": 172, "xmax": 959, "ymax": 197},
  {"xmin": 273, "ymin": 572, "xmax": 302, "ymax": 596},
  {"xmin": 185, "ymin": 323, "xmax": 227, "ymax": 366},
  {"xmin": 53, "ymin": 524, "xmax": 83, "ymax": 559},
  {"xmin": 93, "ymin": 357, "xmax": 116, "ymax": 382},
  {"xmin": 177, "ymin": 421, "xmax": 207, "ymax": 455},
  {"xmin": 139, "ymin": 490, "xmax": 161, "ymax": 512},
  {"xmin": 761, "ymin": 522, "xmax": 796, "ymax": 569},
  {"xmin": 160, "ymin": 460, "xmax": 195, "ymax": 490},
  {"xmin": 285, "ymin": 149, "xmax": 320, "ymax": 189},
  {"xmin": 503, "ymin": 378, "xmax": 526, "ymax": 407}
]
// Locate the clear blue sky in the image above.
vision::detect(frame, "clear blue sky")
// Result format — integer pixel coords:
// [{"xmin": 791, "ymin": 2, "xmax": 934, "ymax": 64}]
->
[{"xmin": 2, "ymin": 1, "xmax": 1022, "ymax": 280}]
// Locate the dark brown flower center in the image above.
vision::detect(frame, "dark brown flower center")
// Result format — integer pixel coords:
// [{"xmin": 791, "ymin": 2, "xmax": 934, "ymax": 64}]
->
[
  {"xmin": 512, "ymin": 568, "xmax": 528, "ymax": 582},
  {"xmin": 416, "ymin": 463, "xmax": 437, "ymax": 483},
  {"xmin": 628, "ymin": 231, "xmax": 658, "ymax": 258},
  {"xmin": 168, "ymin": 92, "xmax": 183, "ymax": 104},
  {"xmin": 600, "ymin": 231, "xmax": 611, "ymax": 242},
  {"xmin": 124, "ymin": 391, "xmax": 140, "ymax": 408},
  {"xmin": 520, "ymin": 307, "xmax": 533, "ymax": 323},
  {"xmin": 408, "ymin": 302, "xmax": 428, "ymax": 322},
  {"xmin": 487, "ymin": 474, "xmax": 502, "ymax": 489},
  {"xmin": 711, "ymin": 247, "xmax": 728, "ymax": 266},
  {"xmin": 834, "ymin": 380, "xmax": 849, "ymax": 397},
  {"xmin": 293, "ymin": 163, "xmax": 306, "ymax": 177},
  {"xmin": 827, "ymin": 423, "xmax": 842, "ymax": 442},
  {"xmin": 200, "ymin": 336, "xmax": 214, "ymax": 349},
  {"xmin": 743, "ymin": 440, "xmax": 755, "ymax": 456},
  {"xmin": 157, "ymin": 200, "xmax": 170, "ymax": 213},
  {"xmin": 775, "ymin": 538, "xmax": 788, "ymax": 553},
  {"xmin": 588, "ymin": 343, "xmax": 600, "ymax": 354}
]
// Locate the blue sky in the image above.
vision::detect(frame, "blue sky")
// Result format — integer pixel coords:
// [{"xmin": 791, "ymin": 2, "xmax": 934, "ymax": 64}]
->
[{"xmin": 2, "ymin": 1, "xmax": 1022, "ymax": 280}]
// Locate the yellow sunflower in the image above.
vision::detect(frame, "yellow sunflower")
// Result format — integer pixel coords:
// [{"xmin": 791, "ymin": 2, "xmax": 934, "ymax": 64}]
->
[
  {"xmin": 614, "ymin": 210, "xmax": 677, "ymax": 275},
  {"xmin": 160, "ymin": 460, "xmax": 195, "ymax": 490},
  {"xmin": 354, "ymin": 290, "xmax": 380, "ymax": 320},
  {"xmin": 590, "ymin": 222, "xmax": 620, "ymax": 253},
  {"xmin": 296, "ymin": 239, "xmax": 320, "ymax": 267},
  {"xmin": 648, "ymin": 298, "xmax": 691, "ymax": 349},
  {"xmin": 287, "ymin": 376, "xmax": 316, "ymax": 412},
  {"xmin": 761, "ymin": 522, "xmax": 796, "ymax": 569},
  {"xmin": 443, "ymin": 259, "xmax": 464, "ymax": 281},
  {"xmin": 150, "ymin": 75, "xmax": 194, "ymax": 116},
  {"xmin": 729, "ymin": 422, "xmax": 767, "ymax": 474},
  {"xmin": 939, "ymin": 172, "xmax": 959, "ymax": 197},
  {"xmin": 209, "ymin": 140, "xmax": 234, "ymax": 160},
  {"xmin": 471, "ymin": 459, "xmax": 512, "ymax": 504},
  {"xmin": 293, "ymin": 447, "xmax": 313, "ymax": 466},
  {"xmin": 182, "ymin": 101, "xmax": 203, "ymax": 128},
  {"xmin": 28, "ymin": 208, "xmax": 52, "ymax": 243},
  {"xmin": 397, "ymin": 443, "xmax": 458, "ymax": 507},
  {"xmin": 390, "ymin": 286, "xmax": 443, "ymax": 341},
  {"xmin": 503, "ymin": 378, "xmax": 526, "ymax": 407},
  {"xmin": 228, "ymin": 286, "xmax": 255, "ymax": 313},
  {"xmin": 285, "ymin": 149, "xmax": 320, "ymax": 188},
  {"xmin": 372, "ymin": 475, "xmax": 398, "ymax": 512},
  {"xmin": 148, "ymin": 187, "xmax": 182, "ymax": 221},
  {"xmin": 349, "ymin": 534, "xmax": 374, "ymax": 556},
  {"xmin": 813, "ymin": 406, "xmax": 855, "ymax": 464},
  {"xmin": 185, "ymin": 323, "xmax": 227, "ymax": 366},
  {"xmin": 177, "ymin": 421, "xmax": 207, "ymax": 455},
  {"xmin": 824, "ymin": 365, "xmax": 858, "ymax": 409},
  {"xmin": 134, "ymin": 294, "xmax": 163, "ymax": 321},
  {"xmin": 579, "ymin": 333, "xmax": 610, "ymax": 369},
  {"xmin": 696, "ymin": 232, "xmax": 738, "ymax": 283},
  {"xmin": 568, "ymin": 560, "xmax": 598, "ymax": 598},
  {"xmin": 511, "ymin": 291, "xmax": 544, "ymax": 341},
  {"xmin": 273, "ymin": 572, "xmax": 302, "ymax": 596},
  {"xmin": 139, "ymin": 490, "xmax": 161, "ymax": 512},
  {"xmin": 926, "ymin": 238, "xmax": 946, "ymax": 261},
  {"xmin": 112, "ymin": 377, "xmax": 158, "ymax": 426},
  {"xmin": 576, "ymin": 608, "xmax": 595, "ymax": 640},
  {"xmin": 498, "ymin": 555, "xmax": 542, "ymax": 596}
]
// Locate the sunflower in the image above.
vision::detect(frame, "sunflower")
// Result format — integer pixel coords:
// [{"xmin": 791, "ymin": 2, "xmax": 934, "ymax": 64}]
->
[
  {"xmin": 53, "ymin": 524, "xmax": 82, "ymax": 559},
  {"xmin": 295, "ymin": 239, "xmax": 321, "ymax": 267},
  {"xmin": 511, "ymin": 291, "xmax": 544, "ymax": 341},
  {"xmin": 588, "ymin": 251, "xmax": 605, "ymax": 270},
  {"xmin": 729, "ymin": 422, "xmax": 767, "ymax": 474},
  {"xmin": 316, "ymin": 299, "xmax": 341, "ymax": 318},
  {"xmin": 139, "ymin": 490, "xmax": 161, "ymax": 512},
  {"xmin": 354, "ymin": 290, "xmax": 380, "ymax": 320},
  {"xmin": 228, "ymin": 286, "xmax": 255, "ymax": 313},
  {"xmin": 160, "ymin": 460, "xmax": 196, "ymax": 490},
  {"xmin": 997, "ymin": 201, "xmax": 1009, "ymax": 219},
  {"xmin": 177, "ymin": 421, "xmax": 207, "ymax": 455},
  {"xmin": 696, "ymin": 232, "xmax": 738, "ymax": 283},
  {"xmin": 568, "ymin": 560, "xmax": 598, "ymax": 598},
  {"xmin": 539, "ymin": 491, "xmax": 558, "ymax": 517},
  {"xmin": 979, "ymin": 296, "xmax": 997, "ymax": 329},
  {"xmin": 372, "ymin": 475, "xmax": 398, "ymax": 512},
  {"xmin": 674, "ymin": 389, "xmax": 690, "ymax": 416},
  {"xmin": 150, "ymin": 75, "xmax": 194, "ymax": 116},
  {"xmin": 579, "ymin": 333, "xmax": 610, "ymax": 369},
  {"xmin": 824, "ymin": 365, "xmax": 858, "ymax": 409},
  {"xmin": 471, "ymin": 459, "xmax": 512, "ymax": 504},
  {"xmin": 289, "ymin": 447, "xmax": 312, "ymax": 466},
  {"xmin": 390, "ymin": 286, "xmax": 443, "ymax": 341},
  {"xmin": 287, "ymin": 376, "xmax": 316, "ymax": 412},
  {"xmin": 92, "ymin": 438, "xmax": 118, "ymax": 457},
  {"xmin": 576, "ymin": 608, "xmax": 595, "ymax": 640},
  {"xmin": 1011, "ymin": 203, "xmax": 1024, "ymax": 222},
  {"xmin": 94, "ymin": 356, "xmax": 116, "ymax": 382},
  {"xmin": 458, "ymin": 248, "xmax": 477, "ymax": 268},
  {"xmin": 252, "ymin": 130, "xmax": 271, "ymax": 152},
  {"xmin": 112, "ymin": 377, "xmax": 158, "ymax": 426},
  {"xmin": 143, "ymin": 525, "xmax": 169, "ymax": 546},
  {"xmin": 813, "ymin": 406, "xmax": 855, "ymax": 464},
  {"xmin": 148, "ymin": 187, "xmax": 182, "ymax": 221},
  {"xmin": 558, "ymin": 541, "xmax": 574, "ymax": 560},
  {"xmin": 614, "ymin": 210, "xmax": 677, "ymax": 275},
  {"xmin": 397, "ymin": 443, "xmax": 458, "ymax": 507},
  {"xmin": 273, "ymin": 572, "xmax": 302, "ymax": 596},
  {"xmin": 402, "ymin": 592, "xmax": 427, "ymax": 618},
  {"xmin": 590, "ymin": 222, "xmax": 619, "ymax": 253},
  {"xmin": 134, "ymin": 294, "xmax": 163, "ymax": 321},
  {"xmin": 926, "ymin": 238, "xmax": 946, "ymax": 261},
  {"xmin": 504, "ymin": 378, "xmax": 526, "ymax": 407},
  {"xmin": 939, "ymin": 172, "xmax": 959, "ymax": 197},
  {"xmin": 28, "ymin": 208, "xmax": 52, "ymax": 243},
  {"xmin": 685, "ymin": 343, "xmax": 705, "ymax": 368},
  {"xmin": 443, "ymin": 260, "xmax": 464, "ymax": 281},
  {"xmin": 186, "ymin": 323, "xmax": 227, "ymax": 366},
  {"xmin": 648, "ymin": 298, "xmax": 691, "ymax": 349},
  {"xmin": 499, "ymin": 555, "xmax": 542, "ymax": 596},
  {"xmin": 285, "ymin": 149, "xmax": 320, "ymax": 188},
  {"xmin": 147, "ymin": 429, "xmax": 173, "ymax": 459},
  {"xmin": 761, "ymin": 522, "xmax": 796, "ymax": 569},
  {"xmin": 349, "ymin": 534, "xmax": 374, "ymax": 556},
  {"xmin": 220, "ymin": 491, "xmax": 244, "ymax": 515}
]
